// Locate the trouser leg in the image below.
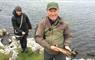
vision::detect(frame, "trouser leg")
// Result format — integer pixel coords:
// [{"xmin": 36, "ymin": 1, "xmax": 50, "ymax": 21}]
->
[
  {"xmin": 44, "ymin": 50, "xmax": 54, "ymax": 60},
  {"xmin": 20, "ymin": 35, "xmax": 27, "ymax": 52},
  {"xmin": 55, "ymin": 53, "xmax": 66, "ymax": 60}
]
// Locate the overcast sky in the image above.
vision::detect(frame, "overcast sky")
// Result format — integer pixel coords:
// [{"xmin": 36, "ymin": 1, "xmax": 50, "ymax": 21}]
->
[{"xmin": 0, "ymin": 0, "xmax": 95, "ymax": 2}]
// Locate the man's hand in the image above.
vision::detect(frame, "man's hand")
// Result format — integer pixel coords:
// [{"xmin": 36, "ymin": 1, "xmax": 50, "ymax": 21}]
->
[
  {"xmin": 65, "ymin": 46, "xmax": 72, "ymax": 52},
  {"xmin": 50, "ymin": 46, "xmax": 59, "ymax": 52},
  {"xmin": 54, "ymin": 47, "xmax": 72, "ymax": 57},
  {"xmin": 50, "ymin": 46, "xmax": 72, "ymax": 56}
]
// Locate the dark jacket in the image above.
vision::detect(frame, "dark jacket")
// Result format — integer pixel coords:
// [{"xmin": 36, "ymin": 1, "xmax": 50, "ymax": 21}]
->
[{"xmin": 11, "ymin": 9, "xmax": 32, "ymax": 35}]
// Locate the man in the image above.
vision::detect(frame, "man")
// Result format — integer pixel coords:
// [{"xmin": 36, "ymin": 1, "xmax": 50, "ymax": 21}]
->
[
  {"xmin": 11, "ymin": 6, "xmax": 32, "ymax": 53},
  {"xmin": 35, "ymin": 2, "xmax": 72, "ymax": 60}
]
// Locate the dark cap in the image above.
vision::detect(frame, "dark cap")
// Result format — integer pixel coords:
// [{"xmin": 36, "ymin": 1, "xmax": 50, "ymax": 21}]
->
[
  {"xmin": 47, "ymin": 2, "xmax": 59, "ymax": 10},
  {"xmin": 15, "ymin": 6, "xmax": 22, "ymax": 11}
]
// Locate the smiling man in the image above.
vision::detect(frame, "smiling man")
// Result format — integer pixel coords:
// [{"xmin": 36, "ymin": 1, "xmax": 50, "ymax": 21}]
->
[{"xmin": 35, "ymin": 2, "xmax": 72, "ymax": 60}]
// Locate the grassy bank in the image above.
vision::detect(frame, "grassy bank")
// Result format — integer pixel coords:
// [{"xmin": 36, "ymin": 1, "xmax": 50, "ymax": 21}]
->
[
  {"xmin": 0, "ymin": 52, "xmax": 10, "ymax": 60},
  {"xmin": 18, "ymin": 48, "xmax": 43, "ymax": 60},
  {"xmin": 0, "ymin": 48, "xmax": 43, "ymax": 60}
]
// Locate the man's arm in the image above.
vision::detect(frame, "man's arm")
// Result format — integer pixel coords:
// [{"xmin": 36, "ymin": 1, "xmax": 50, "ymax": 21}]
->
[
  {"xmin": 64, "ymin": 23, "xmax": 72, "ymax": 51},
  {"xmin": 35, "ymin": 21, "xmax": 51, "ymax": 49}
]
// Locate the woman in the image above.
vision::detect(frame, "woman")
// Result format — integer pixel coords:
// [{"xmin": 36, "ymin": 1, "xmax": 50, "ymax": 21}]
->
[{"xmin": 11, "ymin": 6, "xmax": 32, "ymax": 53}]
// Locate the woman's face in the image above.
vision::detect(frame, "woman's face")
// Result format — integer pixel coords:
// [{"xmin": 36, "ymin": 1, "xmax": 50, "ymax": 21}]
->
[
  {"xmin": 16, "ymin": 11, "xmax": 22, "ymax": 16},
  {"xmin": 47, "ymin": 8, "xmax": 59, "ymax": 21}
]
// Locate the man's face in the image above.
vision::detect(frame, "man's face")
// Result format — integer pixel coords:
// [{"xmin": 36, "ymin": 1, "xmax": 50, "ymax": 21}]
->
[
  {"xmin": 47, "ymin": 8, "xmax": 59, "ymax": 21},
  {"xmin": 16, "ymin": 11, "xmax": 22, "ymax": 16}
]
